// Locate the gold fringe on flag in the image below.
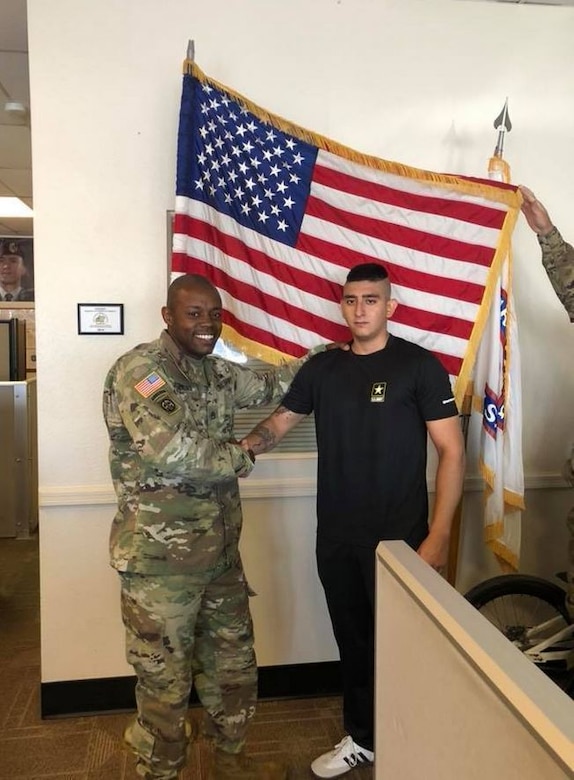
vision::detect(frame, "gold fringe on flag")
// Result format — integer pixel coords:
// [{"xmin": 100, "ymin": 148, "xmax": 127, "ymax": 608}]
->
[
  {"xmin": 454, "ymin": 206, "xmax": 520, "ymax": 410},
  {"xmin": 183, "ymin": 60, "xmax": 521, "ymax": 210},
  {"xmin": 221, "ymin": 324, "xmax": 295, "ymax": 365}
]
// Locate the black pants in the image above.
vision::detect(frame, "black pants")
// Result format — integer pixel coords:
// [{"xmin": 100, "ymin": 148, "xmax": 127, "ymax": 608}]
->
[{"xmin": 316, "ymin": 539, "xmax": 376, "ymax": 752}]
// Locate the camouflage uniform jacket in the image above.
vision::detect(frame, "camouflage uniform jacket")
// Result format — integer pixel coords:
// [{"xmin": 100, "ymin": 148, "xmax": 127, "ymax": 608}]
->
[
  {"xmin": 538, "ymin": 227, "xmax": 574, "ymax": 322},
  {"xmin": 103, "ymin": 330, "xmax": 316, "ymax": 574},
  {"xmin": 538, "ymin": 229, "xmax": 574, "ymax": 479},
  {"xmin": 539, "ymin": 227, "xmax": 574, "ymax": 613}
]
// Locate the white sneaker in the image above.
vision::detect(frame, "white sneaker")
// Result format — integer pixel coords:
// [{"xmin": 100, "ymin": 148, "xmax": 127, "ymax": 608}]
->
[{"xmin": 311, "ymin": 735, "xmax": 374, "ymax": 778}]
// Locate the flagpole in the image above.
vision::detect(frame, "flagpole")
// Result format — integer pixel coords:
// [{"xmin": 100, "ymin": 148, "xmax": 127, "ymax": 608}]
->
[
  {"xmin": 484, "ymin": 99, "xmax": 524, "ymax": 570},
  {"xmin": 446, "ymin": 99, "xmax": 513, "ymax": 586}
]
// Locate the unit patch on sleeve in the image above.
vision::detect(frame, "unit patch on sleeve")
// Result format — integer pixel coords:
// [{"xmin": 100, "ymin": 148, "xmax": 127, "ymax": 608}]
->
[
  {"xmin": 150, "ymin": 389, "xmax": 181, "ymax": 416},
  {"xmin": 370, "ymin": 382, "xmax": 387, "ymax": 403}
]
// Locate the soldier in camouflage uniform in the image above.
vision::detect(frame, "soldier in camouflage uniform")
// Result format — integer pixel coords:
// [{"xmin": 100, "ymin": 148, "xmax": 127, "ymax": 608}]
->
[
  {"xmin": 0, "ymin": 239, "xmax": 34, "ymax": 302},
  {"xmin": 103, "ymin": 274, "xmax": 327, "ymax": 780},
  {"xmin": 520, "ymin": 186, "xmax": 574, "ymax": 617}
]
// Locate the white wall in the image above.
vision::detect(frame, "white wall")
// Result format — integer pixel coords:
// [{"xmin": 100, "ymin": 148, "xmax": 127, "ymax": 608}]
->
[{"xmin": 27, "ymin": 0, "xmax": 574, "ymax": 683}]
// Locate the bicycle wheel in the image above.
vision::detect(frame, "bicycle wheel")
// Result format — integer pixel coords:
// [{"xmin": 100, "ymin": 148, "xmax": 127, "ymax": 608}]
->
[{"xmin": 465, "ymin": 574, "xmax": 573, "ymax": 693}]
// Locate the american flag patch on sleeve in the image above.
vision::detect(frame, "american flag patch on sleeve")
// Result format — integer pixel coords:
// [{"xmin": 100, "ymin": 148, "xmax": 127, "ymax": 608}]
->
[{"xmin": 134, "ymin": 372, "xmax": 166, "ymax": 398}]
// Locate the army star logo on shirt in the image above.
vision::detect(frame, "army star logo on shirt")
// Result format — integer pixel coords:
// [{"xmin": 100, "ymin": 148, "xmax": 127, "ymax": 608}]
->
[{"xmin": 370, "ymin": 382, "xmax": 387, "ymax": 403}]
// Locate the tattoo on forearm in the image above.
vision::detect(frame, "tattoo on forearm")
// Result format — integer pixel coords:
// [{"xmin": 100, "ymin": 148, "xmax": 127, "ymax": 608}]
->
[
  {"xmin": 251, "ymin": 424, "xmax": 276, "ymax": 454},
  {"xmin": 248, "ymin": 406, "xmax": 299, "ymax": 454}
]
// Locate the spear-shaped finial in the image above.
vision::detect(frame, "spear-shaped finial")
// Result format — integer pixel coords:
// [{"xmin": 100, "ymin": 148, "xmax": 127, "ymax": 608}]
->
[
  {"xmin": 489, "ymin": 98, "xmax": 512, "ymax": 184},
  {"xmin": 184, "ymin": 40, "xmax": 195, "ymax": 74},
  {"xmin": 492, "ymin": 98, "xmax": 512, "ymax": 159}
]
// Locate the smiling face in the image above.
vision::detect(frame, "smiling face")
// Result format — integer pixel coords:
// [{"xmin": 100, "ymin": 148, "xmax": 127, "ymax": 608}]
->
[
  {"xmin": 162, "ymin": 278, "xmax": 223, "ymax": 359},
  {"xmin": 341, "ymin": 277, "xmax": 397, "ymax": 353}
]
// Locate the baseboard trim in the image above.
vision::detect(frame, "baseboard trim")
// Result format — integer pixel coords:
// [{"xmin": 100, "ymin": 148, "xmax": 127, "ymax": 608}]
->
[{"xmin": 40, "ymin": 661, "xmax": 342, "ymax": 718}]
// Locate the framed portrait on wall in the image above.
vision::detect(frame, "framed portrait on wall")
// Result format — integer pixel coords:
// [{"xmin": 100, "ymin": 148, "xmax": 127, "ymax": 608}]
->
[{"xmin": 0, "ymin": 236, "xmax": 34, "ymax": 307}]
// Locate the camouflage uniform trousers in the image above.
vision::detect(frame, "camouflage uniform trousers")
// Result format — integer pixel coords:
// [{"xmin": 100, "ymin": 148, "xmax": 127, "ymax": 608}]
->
[{"xmin": 119, "ymin": 561, "xmax": 257, "ymax": 779}]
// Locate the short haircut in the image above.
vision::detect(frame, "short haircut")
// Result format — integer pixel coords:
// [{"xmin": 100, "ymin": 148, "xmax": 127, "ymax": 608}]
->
[
  {"xmin": 166, "ymin": 274, "xmax": 220, "ymax": 308},
  {"xmin": 345, "ymin": 263, "xmax": 389, "ymax": 284}
]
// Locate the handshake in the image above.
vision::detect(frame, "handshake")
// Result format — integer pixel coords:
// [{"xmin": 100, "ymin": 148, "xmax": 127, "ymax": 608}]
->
[{"xmin": 230, "ymin": 437, "xmax": 256, "ymax": 476}]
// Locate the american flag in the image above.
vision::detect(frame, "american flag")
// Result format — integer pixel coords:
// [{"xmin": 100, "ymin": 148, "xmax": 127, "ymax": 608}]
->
[
  {"xmin": 134, "ymin": 372, "xmax": 166, "ymax": 398},
  {"xmin": 172, "ymin": 62, "xmax": 522, "ymax": 407}
]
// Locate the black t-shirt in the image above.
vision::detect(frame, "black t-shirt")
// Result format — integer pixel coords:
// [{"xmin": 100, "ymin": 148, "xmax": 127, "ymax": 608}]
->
[{"xmin": 282, "ymin": 335, "xmax": 459, "ymax": 548}]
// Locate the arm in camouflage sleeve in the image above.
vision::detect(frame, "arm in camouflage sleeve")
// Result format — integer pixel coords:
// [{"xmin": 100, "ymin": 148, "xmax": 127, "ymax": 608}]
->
[
  {"xmin": 538, "ymin": 228, "xmax": 574, "ymax": 321},
  {"xmin": 103, "ymin": 364, "xmax": 254, "ymax": 482},
  {"xmin": 519, "ymin": 185, "xmax": 574, "ymax": 321},
  {"xmin": 232, "ymin": 343, "xmax": 329, "ymax": 409}
]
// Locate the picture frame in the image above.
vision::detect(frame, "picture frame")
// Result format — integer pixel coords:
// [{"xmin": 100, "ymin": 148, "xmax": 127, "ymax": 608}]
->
[
  {"xmin": 77, "ymin": 303, "xmax": 124, "ymax": 335},
  {"xmin": 0, "ymin": 236, "xmax": 34, "ymax": 307}
]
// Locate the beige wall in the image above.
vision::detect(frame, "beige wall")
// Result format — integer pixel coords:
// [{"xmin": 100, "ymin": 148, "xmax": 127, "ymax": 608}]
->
[{"xmin": 28, "ymin": 0, "xmax": 574, "ymax": 682}]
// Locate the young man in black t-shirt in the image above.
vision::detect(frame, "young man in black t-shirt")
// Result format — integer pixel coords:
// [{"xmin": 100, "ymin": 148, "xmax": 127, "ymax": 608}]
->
[{"xmin": 242, "ymin": 263, "xmax": 465, "ymax": 778}]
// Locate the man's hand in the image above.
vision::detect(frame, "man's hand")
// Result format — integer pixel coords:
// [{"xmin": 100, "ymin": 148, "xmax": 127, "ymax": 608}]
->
[
  {"xmin": 417, "ymin": 530, "xmax": 450, "ymax": 572},
  {"xmin": 230, "ymin": 439, "xmax": 255, "ymax": 478},
  {"xmin": 518, "ymin": 185, "xmax": 554, "ymax": 236},
  {"xmin": 325, "ymin": 341, "xmax": 351, "ymax": 351},
  {"xmin": 238, "ymin": 439, "xmax": 256, "ymax": 462}
]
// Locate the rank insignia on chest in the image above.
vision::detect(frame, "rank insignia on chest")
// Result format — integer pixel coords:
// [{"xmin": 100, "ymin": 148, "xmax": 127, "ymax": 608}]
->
[
  {"xmin": 370, "ymin": 382, "xmax": 387, "ymax": 403},
  {"xmin": 134, "ymin": 372, "xmax": 166, "ymax": 398}
]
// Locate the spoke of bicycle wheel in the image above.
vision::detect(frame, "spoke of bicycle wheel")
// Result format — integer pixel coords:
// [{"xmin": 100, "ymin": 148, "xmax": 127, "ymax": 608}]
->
[{"xmin": 480, "ymin": 595, "xmax": 565, "ymax": 646}]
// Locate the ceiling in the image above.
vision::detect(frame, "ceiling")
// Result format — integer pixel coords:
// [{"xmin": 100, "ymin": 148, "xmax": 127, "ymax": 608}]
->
[{"xmin": 0, "ymin": 0, "xmax": 32, "ymax": 237}]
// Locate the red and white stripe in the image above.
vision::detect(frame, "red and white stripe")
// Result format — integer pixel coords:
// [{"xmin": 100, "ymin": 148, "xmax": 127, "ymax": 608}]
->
[{"xmin": 173, "ymin": 148, "xmax": 511, "ymax": 377}]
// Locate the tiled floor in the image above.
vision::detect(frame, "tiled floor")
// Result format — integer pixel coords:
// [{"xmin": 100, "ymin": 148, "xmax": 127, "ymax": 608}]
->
[{"xmin": 0, "ymin": 534, "xmax": 373, "ymax": 779}]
